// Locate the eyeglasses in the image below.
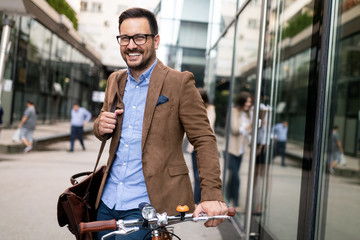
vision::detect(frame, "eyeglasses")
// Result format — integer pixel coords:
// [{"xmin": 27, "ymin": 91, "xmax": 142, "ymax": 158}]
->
[{"xmin": 116, "ymin": 34, "xmax": 155, "ymax": 46}]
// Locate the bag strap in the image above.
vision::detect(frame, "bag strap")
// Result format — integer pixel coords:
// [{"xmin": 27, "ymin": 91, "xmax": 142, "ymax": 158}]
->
[{"xmin": 84, "ymin": 72, "xmax": 121, "ymax": 194}]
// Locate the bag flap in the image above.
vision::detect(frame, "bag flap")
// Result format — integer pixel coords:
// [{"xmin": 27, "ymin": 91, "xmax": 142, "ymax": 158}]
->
[{"xmin": 57, "ymin": 165, "xmax": 106, "ymax": 227}]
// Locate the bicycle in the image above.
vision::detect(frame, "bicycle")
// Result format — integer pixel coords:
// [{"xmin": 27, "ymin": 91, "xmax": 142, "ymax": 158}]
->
[{"xmin": 79, "ymin": 203, "xmax": 236, "ymax": 240}]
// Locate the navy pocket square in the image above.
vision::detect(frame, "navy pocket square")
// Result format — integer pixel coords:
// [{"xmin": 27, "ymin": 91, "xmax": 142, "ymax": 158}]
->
[{"xmin": 156, "ymin": 95, "xmax": 169, "ymax": 106}]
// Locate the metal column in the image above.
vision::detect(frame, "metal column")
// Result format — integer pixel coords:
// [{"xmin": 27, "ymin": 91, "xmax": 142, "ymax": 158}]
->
[
  {"xmin": 0, "ymin": 16, "xmax": 15, "ymax": 105},
  {"xmin": 244, "ymin": 0, "xmax": 269, "ymax": 238}
]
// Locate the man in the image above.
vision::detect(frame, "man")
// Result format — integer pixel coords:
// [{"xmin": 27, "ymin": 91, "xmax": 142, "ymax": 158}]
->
[
  {"xmin": 93, "ymin": 7, "xmax": 227, "ymax": 239},
  {"xmin": 18, "ymin": 100, "xmax": 38, "ymax": 153},
  {"xmin": 272, "ymin": 120, "xmax": 288, "ymax": 166},
  {"xmin": 329, "ymin": 125, "xmax": 343, "ymax": 174},
  {"xmin": 69, "ymin": 103, "xmax": 91, "ymax": 152}
]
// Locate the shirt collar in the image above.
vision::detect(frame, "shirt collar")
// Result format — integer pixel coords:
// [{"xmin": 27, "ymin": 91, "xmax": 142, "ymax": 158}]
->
[{"xmin": 127, "ymin": 58, "xmax": 158, "ymax": 83}]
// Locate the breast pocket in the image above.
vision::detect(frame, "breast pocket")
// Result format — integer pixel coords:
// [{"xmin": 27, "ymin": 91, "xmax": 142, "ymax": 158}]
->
[
  {"xmin": 153, "ymin": 102, "xmax": 173, "ymax": 120},
  {"xmin": 168, "ymin": 164, "xmax": 189, "ymax": 177}
]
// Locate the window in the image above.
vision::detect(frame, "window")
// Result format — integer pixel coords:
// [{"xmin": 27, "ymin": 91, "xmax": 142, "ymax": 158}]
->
[
  {"xmin": 248, "ymin": 18, "xmax": 258, "ymax": 29},
  {"xmin": 91, "ymin": 2, "xmax": 102, "ymax": 12},
  {"xmin": 80, "ymin": 1, "xmax": 88, "ymax": 11}
]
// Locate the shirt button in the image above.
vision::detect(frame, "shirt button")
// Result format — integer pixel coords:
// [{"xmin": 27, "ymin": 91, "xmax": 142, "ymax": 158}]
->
[
  {"xmin": 120, "ymin": 182, "xmax": 123, "ymax": 185},
  {"xmin": 129, "ymin": 125, "xmax": 132, "ymax": 128},
  {"xmin": 123, "ymin": 163, "xmax": 126, "ymax": 166},
  {"xmin": 136, "ymin": 86, "xmax": 139, "ymax": 88},
  {"xmin": 133, "ymin": 106, "xmax": 136, "ymax": 109},
  {"xmin": 125, "ymin": 144, "xmax": 128, "ymax": 147}
]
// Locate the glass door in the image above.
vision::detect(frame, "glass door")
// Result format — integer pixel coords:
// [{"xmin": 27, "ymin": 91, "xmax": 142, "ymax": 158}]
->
[
  {"xmin": 316, "ymin": 1, "xmax": 360, "ymax": 239},
  {"xmin": 248, "ymin": 0, "xmax": 360, "ymax": 239},
  {"xmin": 206, "ymin": 0, "xmax": 359, "ymax": 239},
  {"xmin": 248, "ymin": 0, "xmax": 319, "ymax": 239}
]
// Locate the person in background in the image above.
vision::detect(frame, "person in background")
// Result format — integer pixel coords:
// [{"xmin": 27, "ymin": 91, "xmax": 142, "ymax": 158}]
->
[
  {"xmin": 272, "ymin": 120, "xmax": 288, "ymax": 166},
  {"xmin": 253, "ymin": 94, "xmax": 270, "ymax": 214},
  {"xmin": 68, "ymin": 103, "xmax": 91, "ymax": 152},
  {"xmin": 0, "ymin": 106, "xmax": 4, "ymax": 127},
  {"xmin": 329, "ymin": 125, "xmax": 343, "ymax": 174},
  {"xmin": 18, "ymin": 100, "xmax": 38, "ymax": 153},
  {"xmin": 94, "ymin": 8, "xmax": 227, "ymax": 240},
  {"xmin": 226, "ymin": 91, "xmax": 252, "ymax": 207},
  {"xmin": 255, "ymin": 94, "xmax": 269, "ymax": 168},
  {"xmin": 187, "ymin": 88, "xmax": 216, "ymax": 204},
  {"xmin": 0, "ymin": 105, "xmax": 3, "ymax": 132}
]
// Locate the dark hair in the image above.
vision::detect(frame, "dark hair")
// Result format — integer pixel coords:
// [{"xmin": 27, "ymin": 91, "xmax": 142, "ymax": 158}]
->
[
  {"xmin": 197, "ymin": 88, "xmax": 209, "ymax": 108},
  {"xmin": 234, "ymin": 91, "xmax": 251, "ymax": 109},
  {"xmin": 119, "ymin": 8, "xmax": 158, "ymax": 35},
  {"xmin": 27, "ymin": 100, "xmax": 39, "ymax": 114}
]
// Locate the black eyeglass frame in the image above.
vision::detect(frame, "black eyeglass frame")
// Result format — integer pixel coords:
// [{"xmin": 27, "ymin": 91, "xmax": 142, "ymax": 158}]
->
[{"xmin": 116, "ymin": 34, "xmax": 156, "ymax": 46}]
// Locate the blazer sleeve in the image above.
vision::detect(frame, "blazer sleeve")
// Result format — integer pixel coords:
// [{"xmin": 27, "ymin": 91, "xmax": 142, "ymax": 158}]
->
[{"xmin": 179, "ymin": 72, "xmax": 224, "ymax": 203}]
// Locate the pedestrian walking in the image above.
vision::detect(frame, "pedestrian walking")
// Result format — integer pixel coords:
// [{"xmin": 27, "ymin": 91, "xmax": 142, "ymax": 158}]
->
[
  {"xmin": 18, "ymin": 100, "xmax": 38, "ymax": 153},
  {"xmin": 0, "ymin": 105, "xmax": 3, "ymax": 134},
  {"xmin": 329, "ymin": 125, "xmax": 344, "ymax": 174},
  {"xmin": 272, "ymin": 120, "xmax": 288, "ymax": 166},
  {"xmin": 0, "ymin": 105, "xmax": 3, "ymax": 126},
  {"xmin": 68, "ymin": 103, "xmax": 91, "ymax": 152}
]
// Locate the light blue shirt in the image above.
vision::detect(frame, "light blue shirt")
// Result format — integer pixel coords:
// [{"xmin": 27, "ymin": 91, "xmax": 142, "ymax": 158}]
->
[
  {"xmin": 273, "ymin": 123, "xmax": 288, "ymax": 142},
  {"xmin": 101, "ymin": 59, "xmax": 157, "ymax": 210},
  {"xmin": 71, "ymin": 107, "xmax": 91, "ymax": 127}
]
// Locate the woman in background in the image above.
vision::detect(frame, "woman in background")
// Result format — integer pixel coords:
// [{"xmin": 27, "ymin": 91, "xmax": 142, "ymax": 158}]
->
[{"xmin": 226, "ymin": 91, "xmax": 252, "ymax": 207}]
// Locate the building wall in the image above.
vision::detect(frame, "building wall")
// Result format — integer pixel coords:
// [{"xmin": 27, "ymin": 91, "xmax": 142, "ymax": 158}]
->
[
  {"xmin": 157, "ymin": 0, "xmax": 210, "ymax": 86},
  {"xmin": 0, "ymin": 12, "xmax": 101, "ymax": 126},
  {"xmin": 205, "ymin": 0, "xmax": 360, "ymax": 239},
  {"xmin": 72, "ymin": 0, "xmax": 160, "ymax": 72}
]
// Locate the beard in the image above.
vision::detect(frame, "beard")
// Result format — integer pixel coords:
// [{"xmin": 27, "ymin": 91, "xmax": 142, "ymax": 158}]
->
[{"xmin": 121, "ymin": 45, "xmax": 156, "ymax": 72}]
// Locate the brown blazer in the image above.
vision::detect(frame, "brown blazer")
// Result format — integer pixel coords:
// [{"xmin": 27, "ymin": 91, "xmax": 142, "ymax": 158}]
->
[{"xmin": 94, "ymin": 60, "xmax": 224, "ymax": 215}]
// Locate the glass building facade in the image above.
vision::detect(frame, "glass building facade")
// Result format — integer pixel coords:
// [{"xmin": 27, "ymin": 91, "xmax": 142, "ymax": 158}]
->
[
  {"xmin": 157, "ymin": 0, "xmax": 210, "ymax": 87},
  {"xmin": 0, "ymin": 12, "xmax": 102, "ymax": 126},
  {"xmin": 205, "ymin": 0, "xmax": 360, "ymax": 239}
]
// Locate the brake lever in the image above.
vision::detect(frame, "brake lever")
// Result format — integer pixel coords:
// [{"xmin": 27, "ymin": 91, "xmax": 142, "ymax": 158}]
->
[{"xmin": 101, "ymin": 226, "xmax": 140, "ymax": 240}]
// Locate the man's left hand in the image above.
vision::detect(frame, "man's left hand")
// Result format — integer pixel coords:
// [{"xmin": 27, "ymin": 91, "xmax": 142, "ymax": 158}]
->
[{"xmin": 193, "ymin": 201, "xmax": 228, "ymax": 227}]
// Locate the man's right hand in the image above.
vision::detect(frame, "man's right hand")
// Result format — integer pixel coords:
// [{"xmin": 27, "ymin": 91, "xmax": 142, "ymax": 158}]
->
[{"xmin": 98, "ymin": 109, "xmax": 124, "ymax": 136}]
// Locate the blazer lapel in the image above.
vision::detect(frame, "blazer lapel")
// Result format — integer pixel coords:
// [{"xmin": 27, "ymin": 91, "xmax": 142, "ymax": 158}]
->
[
  {"xmin": 142, "ymin": 61, "xmax": 168, "ymax": 150},
  {"xmin": 111, "ymin": 70, "xmax": 127, "ymax": 144},
  {"xmin": 114, "ymin": 69, "xmax": 127, "ymax": 110}
]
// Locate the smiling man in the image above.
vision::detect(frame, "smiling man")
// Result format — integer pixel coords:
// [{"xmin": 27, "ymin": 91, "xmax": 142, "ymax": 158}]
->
[{"xmin": 93, "ymin": 8, "xmax": 228, "ymax": 240}]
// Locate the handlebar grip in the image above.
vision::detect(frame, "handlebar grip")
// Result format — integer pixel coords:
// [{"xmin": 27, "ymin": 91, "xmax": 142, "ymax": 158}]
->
[
  {"xmin": 79, "ymin": 219, "xmax": 117, "ymax": 234},
  {"xmin": 227, "ymin": 207, "xmax": 236, "ymax": 216}
]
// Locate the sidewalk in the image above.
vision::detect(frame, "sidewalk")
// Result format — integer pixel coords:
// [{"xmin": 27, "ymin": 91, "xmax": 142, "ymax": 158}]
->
[
  {"xmin": 0, "ymin": 122, "xmax": 243, "ymax": 240},
  {"xmin": 0, "ymin": 121, "xmax": 93, "ymax": 153}
]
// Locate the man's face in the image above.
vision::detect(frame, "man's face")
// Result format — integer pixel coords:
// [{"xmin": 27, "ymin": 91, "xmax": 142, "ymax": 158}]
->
[
  {"xmin": 119, "ymin": 18, "xmax": 160, "ymax": 73},
  {"xmin": 283, "ymin": 121, "xmax": 288, "ymax": 127}
]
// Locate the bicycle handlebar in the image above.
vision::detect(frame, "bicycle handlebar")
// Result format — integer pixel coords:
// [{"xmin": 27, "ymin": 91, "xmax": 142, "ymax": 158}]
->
[{"xmin": 79, "ymin": 207, "xmax": 235, "ymax": 234}]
